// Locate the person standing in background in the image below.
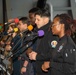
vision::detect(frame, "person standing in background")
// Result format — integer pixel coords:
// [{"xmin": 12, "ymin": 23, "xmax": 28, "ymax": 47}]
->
[
  {"xmin": 28, "ymin": 7, "xmax": 40, "ymax": 75},
  {"xmin": 17, "ymin": 17, "xmax": 34, "ymax": 75}
]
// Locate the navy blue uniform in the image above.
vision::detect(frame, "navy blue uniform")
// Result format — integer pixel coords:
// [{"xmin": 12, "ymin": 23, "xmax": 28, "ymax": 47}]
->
[{"xmin": 11, "ymin": 35, "xmax": 22, "ymax": 75}]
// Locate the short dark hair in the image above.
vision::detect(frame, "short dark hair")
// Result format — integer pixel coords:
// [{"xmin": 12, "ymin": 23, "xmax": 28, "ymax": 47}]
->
[
  {"xmin": 35, "ymin": 9, "xmax": 50, "ymax": 18},
  {"xmin": 19, "ymin": 17, "xmax": 30, "ymax": 25},
  {"xmin": 29, "ymin": 7, "xmax": 40, "ymax": 14}
]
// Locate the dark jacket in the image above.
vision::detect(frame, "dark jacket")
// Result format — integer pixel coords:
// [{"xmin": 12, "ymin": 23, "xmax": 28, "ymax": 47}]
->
[
  {"xmin": 35, "ymin": 21, "xmax": 58, "ymax": 75},
  {"xmin": 11, "ymin": 35, "xmax": 22, "ymax": 75},
  {"xmin": 12, "ymin": 34, "xmax": 34, "ymax": 75},
  {"xmin": 21, "ymin": 54, "xmax": 34, "ymax": 75},
  {"xmin": 51, "ymin": 35, "xmax": 76, "ymax": 75}
]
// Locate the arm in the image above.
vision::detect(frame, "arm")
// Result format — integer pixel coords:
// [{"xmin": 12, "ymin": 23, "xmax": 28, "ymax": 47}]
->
[
  {"xmin": 21, "ymin": 60, "xmax": 28, "ymax": 74},
  {"xmin": 42, "ymin": 61, "xmax": 50, "ymax": 72},
  {"xmin": 29, "ymin": 50, "xmax": 52, "ymax": 61}
]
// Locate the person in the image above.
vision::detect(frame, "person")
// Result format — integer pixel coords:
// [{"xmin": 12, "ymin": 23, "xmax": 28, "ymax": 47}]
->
[
  {"xmin": 28, "ymin": 7, "xmax": 40, "ymax": 75},
  {"xmin": 64, "ymin": 19, "xmax": 76, "ymax": 44},
  {"xmin": 29, "ymin": 13, "xmax": 76, "ymax": 75},
  {"xmin": 29, "ymin": 7, "xmax": 39, "ymax": 27},
  {"xmin": 70, "ymin": 20, "xmax": 76, "ymax": 44},
  {"xmin": 42, "ymin": 13, "xmax": 76, "ymax": 75},
  {"xmin": 5, "ymin": 19, "xmax": 21, "ymax": 75},
  {"xmin": 3, "ymin": 20, "xmax": 19, "ymax": 75},
  {"xmin": 51, "ymin": 13, "xmax": 76, "ymax": 75},
  {"xmin": 28, "ymin": 8, "xmax": 58, "ymax": 75},
  {"xmin": 4, "ymin": 24, "xmax": 16, "ymax": 74},
  {"xmin": 17, "ymin": 17, "xmax": 34, "ymax": 75}
]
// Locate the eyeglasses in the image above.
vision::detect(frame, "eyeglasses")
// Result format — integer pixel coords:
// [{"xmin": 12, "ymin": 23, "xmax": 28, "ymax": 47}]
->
[{"xmin": 51, "ymin": 24, "xmax": 60, "ymax": 27}]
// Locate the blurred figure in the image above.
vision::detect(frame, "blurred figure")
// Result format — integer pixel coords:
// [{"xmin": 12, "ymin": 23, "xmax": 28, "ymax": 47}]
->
[
  {"xmin": 65, "ymin": 19, "xmax": 76, "ymax": 44},
  {"xmin": 70, "ymin": 20, "xmax": 76, "ymax": 44},
  {"xmin": 0, "ymin": 18, "xmax": 19, "ymax": 75},
  {"xmin": 29, "ymin": 7, "xmax": 39, "ymax": 28},
  {"xmin": 28, "ymin": 7, "xmax": 40, "ymax": 75},
  {"xmin": 5, "ymin": 19, "xmax": 21, "ymax": 75},
  {"xmin": 17, "ymin": 17, "xmax": 34, "ymax": 75}
]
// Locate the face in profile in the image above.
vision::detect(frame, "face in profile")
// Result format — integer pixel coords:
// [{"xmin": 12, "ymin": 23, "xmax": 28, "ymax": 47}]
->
[
  {"xmin": 51, "ymin": 17, "xmax": 62, "ymax": 35},
  {"xmin": 7, "ymin": 26, "xmax": 13, "ymax": 34},
  {"xmin": 17, "ymin": 21, "xmax": 27, "ymax": 32},
  {"xmin": 29, "ymin": 13, "xmax": 36, "ymax": 25},
  {"xmin": 35, "ymin": 15, "xmax": 46, "ymax": 28}
]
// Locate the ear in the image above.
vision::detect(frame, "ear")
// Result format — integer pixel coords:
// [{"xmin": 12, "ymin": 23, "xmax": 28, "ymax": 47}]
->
[
  {"xmin": 24, "ymin": 24, "xmax": 28, "ymax": 26},
  {"xmin": 60, "ymin": 23, "xmax": 64, "ymax": 30},
  {"xmin": 43, "ymin": 17, "xmax": 49, "ymax": 23},
  {"xmin": 60, "ymin": 24, "xmax": 65, "ymax": 30}
]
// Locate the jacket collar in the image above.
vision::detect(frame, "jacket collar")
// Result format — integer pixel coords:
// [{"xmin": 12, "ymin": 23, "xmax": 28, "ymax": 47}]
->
[{"xmin": 38, "ymin": 20, "xmax": 51, "ymax": 32}]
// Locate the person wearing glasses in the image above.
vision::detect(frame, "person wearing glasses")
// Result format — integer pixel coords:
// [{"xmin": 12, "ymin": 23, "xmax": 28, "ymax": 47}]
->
[{"xmin": 50, "ymin": 14, "xmax": 76, "ymax": 75}]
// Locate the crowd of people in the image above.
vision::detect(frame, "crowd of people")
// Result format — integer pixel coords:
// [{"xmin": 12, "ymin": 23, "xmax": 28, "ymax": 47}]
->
[{"xmin": 0, "ymin": 6, "xmax": 76, "ymax": 75}]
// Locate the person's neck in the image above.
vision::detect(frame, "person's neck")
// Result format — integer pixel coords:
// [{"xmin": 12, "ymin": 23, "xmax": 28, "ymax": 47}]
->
[
  {"xmin": 59, "ymin": 31, "xmax": 65, "ymax": 38},
  {"xmin": 21, "ymin": 28, "xmax": 27, "ymax": 32},
  {"xmin": 44, "ymin": 19, "xmax": 49, "ymax": 25}
]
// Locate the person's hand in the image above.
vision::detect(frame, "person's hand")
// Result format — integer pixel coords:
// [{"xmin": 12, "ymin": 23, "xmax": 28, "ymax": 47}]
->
[
  {"xmin": 5, "ymin": 45, "xmax": 12, "ymax": 51},
  {"xmin": 29, "ymin": 51, "xmax": 37, "ymax": 60},
  {"xmin": 0, "ymin": 41, "xmax": 4, "ymax": 45},
  {"xmin": 42, "ymin": 61, "xmax": 50, "ymax": 72},
  {"xmin": 26, "ymin": 48, "xmax": 33, "ymax": 56},
  {"xmin": 21, "ymin": 67, "xmax": 27, "ymax": 74}
]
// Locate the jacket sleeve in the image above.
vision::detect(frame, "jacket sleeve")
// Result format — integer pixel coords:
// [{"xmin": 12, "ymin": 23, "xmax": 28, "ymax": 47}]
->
[{"xmin": 36, "ymin": 50, "xmax": 52, "ymax": 61}]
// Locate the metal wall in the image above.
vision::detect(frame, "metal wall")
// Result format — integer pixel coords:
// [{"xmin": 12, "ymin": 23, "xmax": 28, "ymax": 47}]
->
[{"xmin": 0, "ymin": 0, "xmax": 76, "ymax": 23}]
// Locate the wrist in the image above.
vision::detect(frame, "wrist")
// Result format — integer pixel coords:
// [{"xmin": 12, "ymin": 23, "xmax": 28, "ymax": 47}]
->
[{"xmin": 23, "ymin": 66, "xmax": 27, "ymax": 68}]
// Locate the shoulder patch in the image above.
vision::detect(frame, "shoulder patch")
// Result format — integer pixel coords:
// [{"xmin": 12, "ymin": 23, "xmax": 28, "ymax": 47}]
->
[{"xmin": 51, "ymin": 40, "xmax": 58, "ymax": 48}]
